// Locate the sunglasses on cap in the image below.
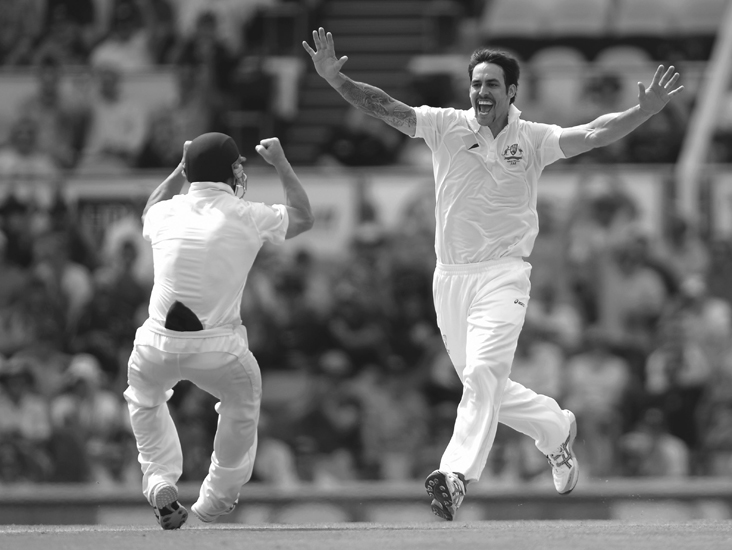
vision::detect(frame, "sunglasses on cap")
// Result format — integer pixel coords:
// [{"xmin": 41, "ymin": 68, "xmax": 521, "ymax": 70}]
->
[{"xmin": 232, "ymin": 156, "xmax": 248, "ymax": 198}]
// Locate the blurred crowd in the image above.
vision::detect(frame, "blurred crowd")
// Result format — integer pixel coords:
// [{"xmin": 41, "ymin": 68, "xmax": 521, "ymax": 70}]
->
[
  {"xmin": 2, "ymin": 171, "xmax": 732, "ymax": 488},
  {"xmin": 0, "ymin": 0, "xmax": 316, "ymax": 176},
  {"xmin": 1, "ymin": 0, "xmax": 732, "ymax": 490}
]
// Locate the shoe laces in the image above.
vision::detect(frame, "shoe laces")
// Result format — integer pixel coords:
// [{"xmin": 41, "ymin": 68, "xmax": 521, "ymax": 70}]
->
[
  {"xmin": 547, "ymin": 437, "xmax": 572, "ymax": 469},
  {"xmin": 447, "ymin": 473, "xmax": 466, "ymax": 507}
]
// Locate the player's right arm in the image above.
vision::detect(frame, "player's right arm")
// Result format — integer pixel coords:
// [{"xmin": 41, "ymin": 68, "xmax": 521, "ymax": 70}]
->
[{"xmin": 303, "ymin": 27, "xmax": 416, "ymax": 137}]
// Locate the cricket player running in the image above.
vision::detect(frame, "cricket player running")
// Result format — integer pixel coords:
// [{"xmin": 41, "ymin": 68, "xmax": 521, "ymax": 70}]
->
[
  {"xmin": 303, "ymin": 28, "xmax": 683, "ymax": 520},
  {"xmin": 124, "ymin": 133, "xmax": 313, "ymax": 529}
]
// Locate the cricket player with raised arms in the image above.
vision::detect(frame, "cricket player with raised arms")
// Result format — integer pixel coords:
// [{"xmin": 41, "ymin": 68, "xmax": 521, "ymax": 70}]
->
[
  {"xmin": 303, "ymin": 27, "xmax": 683, "ymax": 520},
  {"xmin": 124, "ymin": 133, "xmax": 313, "ymax": 529}
]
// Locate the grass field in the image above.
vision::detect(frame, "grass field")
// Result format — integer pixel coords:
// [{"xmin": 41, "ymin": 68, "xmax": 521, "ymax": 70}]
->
[{"xmin": 2, "ymin": 521, "xmax": 731, "ymax": 550}]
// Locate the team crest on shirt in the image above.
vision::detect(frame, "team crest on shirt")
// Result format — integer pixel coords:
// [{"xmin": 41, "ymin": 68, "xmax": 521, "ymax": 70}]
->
[{"xmin": 502, "ymin": 143, "xmax": 523, "ymax": 165}]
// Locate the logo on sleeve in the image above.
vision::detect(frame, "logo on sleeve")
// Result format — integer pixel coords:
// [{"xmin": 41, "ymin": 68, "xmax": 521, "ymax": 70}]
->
[{"xmin": 502, "ymin": 143, "xmax": 523, "ymax": 165}]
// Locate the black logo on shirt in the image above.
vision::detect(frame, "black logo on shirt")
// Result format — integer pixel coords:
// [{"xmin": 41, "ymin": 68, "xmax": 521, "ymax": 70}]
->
[
  {"xmin": 503, "ymin": 143, "xmax": 523, "ymax": 165},
  {"xmin": 514, "ymin": 298, "xmax": 525, "ymax": 307}
]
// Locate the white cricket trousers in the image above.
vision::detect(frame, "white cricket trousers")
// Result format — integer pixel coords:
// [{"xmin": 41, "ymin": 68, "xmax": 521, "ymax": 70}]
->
[
  {"xmin": 434, "ymin": 257, "xmax": 569, "ymax": 482},
  {"xmin": 123, "ymin": 323, "xmax": 261, "ymax": 515}
]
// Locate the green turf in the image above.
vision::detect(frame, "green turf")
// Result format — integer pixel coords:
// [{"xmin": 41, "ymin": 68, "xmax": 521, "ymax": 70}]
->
[{"xmin": 1, "ymin": 521, "xmax": 731, "ymax": 550}]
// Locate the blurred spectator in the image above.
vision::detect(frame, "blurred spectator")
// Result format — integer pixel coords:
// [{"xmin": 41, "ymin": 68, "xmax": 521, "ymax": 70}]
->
[
  {"xmin": 566, "ymin": 178, "xmax": 638, "ymax": 323},
  {"xmin": 32, "ymin": 230, "xmax": 94, "ymax": 332},
  {"xmin": 318, "ymin": 106, "xmax": 405, "ymax": 167},
  {"xmin": 597, "ymin": 227, "xmax": 668, "ymax": 352},
  {"xmin": 44, "ymin": 189, "xmax": 100, "ymax": 272},
  {"xmin": 73, "ymin": 239, "xmax": 149, "ymax": 381},
  {"xmin": 0, "ymin": 117, "xmax": 62, "ymax": 200},
  {"xmin": 0, "ymin": 356, "xmax": 53, "ymax": 482},
  {"xmin": 174, "ymin": 11, "xmax": 238, "ymax": 104},
  {"xmin": 176, "ymin": 0, "xmax": 275, "ymax": 55},
  {"xmin": 619, "ymin": 408, "xmax": 690, "ymax": 477},
  {"xmin": 645, "ymin": 312, "xmax": 711, "ymax": 453},
  {"xmin": 16, "ymin": 56, "xmax": 91, "ymax": 170},
  {"xmin": 575, "ymin": 73, "xmax": 628, "ymax": 165},
  {"xmin": 76, "ymin": 64, "xmax": 147, "ymax": 174},
  {"xmin": 252, "ymin": 410, "xmax": 300, "ymax": 488},
  {"xmin": 564, "ymin": 327, "xmax": 631, "ymax": 478},
  {"xmin": 271, "ymin": 261, "xmax": 332, "ymax": 370},
  {"xmin": 90, "ymin": 0, "xmax": 155, "ymax": 72},
  {"xmin": 0, "ymin": 194, "xmax": 36, "ymax": 270},
  {"xmin": 656, "ymin": 214, "xmax": 710, "ymax": 287},
  {"xmin": 699, "ymin": 398, "xmax": 732, "ymax": 476},
  {"xmin": 136, "ymin": 64, "xmax": 226, "ymax": 169},
  {"xmin": 327, "ymin": 280, "xmax": 391, "ymax": 371},
  {"xmin": 675, "ymin": 276, "xmax": 732, "ymax": 371},
  {"xmin": 142, "ymin": 0, "xmax": 179, "ymax": 64},
  {"xmin": 33, "ymin": 2, "xmax": 94, "ymax": 66},
  {"xmin": 625, "ymin": 99, "xmax": 689, "ymax": 164},
  {"xmin": 99, "ymin": 198, "xmax": 153, "ymax": 288},
  {"xmin": 524, "ymin": 283, "xmax": 583, "ymax": 352},
  {"xmin": 510, "ymin": 324, "xmax": 565, "ymax": 401},
  {"xmin": 385, "ymin": 258, "xmax": 436, "ymax": 366},
  {"xmin": 354, "ymin": 365, "xmax": 430, "ymax": 480},
  {"xmin": 0, "ymin": 0, "xmax": 45, "ymax": 66},
  {"xmin": 0, "ymin": 274, "xmax": 67, "ymax": 356},
  {"xmin": 295, "ymin": 387, "xmax": 365, "ymax": 485},
  {"xmin": 528, "ymin": 198, "xmax": 570, "ymax": 302},
  {"xmin": 0, "ymin": 231, "xmax": 26, "ymax": 310},
  {"xmin": 49, "ymin": 353, "xmax": 132, "ymax": 484}
]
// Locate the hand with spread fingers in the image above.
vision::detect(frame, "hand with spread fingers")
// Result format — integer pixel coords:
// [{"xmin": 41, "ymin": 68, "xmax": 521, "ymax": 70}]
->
[
  {"xmin": 302, "ymin": 27, "xmax": 348, "ymax": 83},
  {"xmin": 639, "ymin": 65, "xmax": 684, "ymax": 116}
]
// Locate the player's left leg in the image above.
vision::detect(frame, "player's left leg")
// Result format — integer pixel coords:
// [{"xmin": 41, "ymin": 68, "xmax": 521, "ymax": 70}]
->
[{"xmin": 498, "ymin": 383, "xmax": 579, "ymax": 494}]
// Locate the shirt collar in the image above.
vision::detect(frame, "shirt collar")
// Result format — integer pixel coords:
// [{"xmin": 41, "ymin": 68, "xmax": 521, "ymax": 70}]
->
[
  {"xmin": 467, "ymin": 104, "xmax": 522, "ymax": 133},
  {"xmin": 188, "ymin": 181, "xmax": 234, "ymax": 196}
]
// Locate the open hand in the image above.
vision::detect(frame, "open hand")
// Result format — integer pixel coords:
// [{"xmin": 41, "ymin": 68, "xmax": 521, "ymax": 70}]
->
[
  {"xmin": 302, "ymin": 27, "xmax": 348, "ymax": 82},
  {"xmin": 639, "ymin": 65, "xmax": 683, "ymax": 115}
]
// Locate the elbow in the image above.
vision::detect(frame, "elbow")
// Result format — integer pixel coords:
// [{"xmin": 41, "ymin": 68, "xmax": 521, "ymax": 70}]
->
[{"xmin": 286, "ymin": 209, "xmax": 315, "ymax": 239}]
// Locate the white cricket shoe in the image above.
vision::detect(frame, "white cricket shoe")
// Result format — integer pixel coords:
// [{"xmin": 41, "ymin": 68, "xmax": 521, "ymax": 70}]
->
[
  {"xmin": 425, "ymin": 470, "xmax": 466, "ymax": 521},
  {"xmin": 547, "ymin": 409, "xmax": 580, "ymax": 494},
  {"xmin": 191, "ymin": 498, "xmax": 239, "ymax": 523},
  {"xmin": 151, "ymin": 484, "xmax": 188, "ymax": 530}
]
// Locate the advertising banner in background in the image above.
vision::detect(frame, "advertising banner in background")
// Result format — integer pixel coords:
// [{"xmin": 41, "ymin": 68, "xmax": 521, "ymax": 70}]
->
[{"xmin": 0, "ymin": 165, "xmax": 688, "ymax": 257}]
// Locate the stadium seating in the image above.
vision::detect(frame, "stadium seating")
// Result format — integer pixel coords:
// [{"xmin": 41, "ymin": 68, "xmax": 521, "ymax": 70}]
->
[
  {"xmin": 612, "ymin": 0, "xmax": 680, "ymax": 37},
  {"xmin": 479, "ymin": 0, "xmax": 548, "ymax": 39},
  {"xmin": 674, "ymin": 0, "xmax": 729, "ymax": 35},
  {"xmin": 592, "ymin": 45, "xmax": 656, "ymax": 108},
  {"xmin": 528, "ymin": 46, "xmax": 589, "ymax": 125},
  {"xmin": 542, "ymin": 0, "xmax": 613, "ymax": 37}
]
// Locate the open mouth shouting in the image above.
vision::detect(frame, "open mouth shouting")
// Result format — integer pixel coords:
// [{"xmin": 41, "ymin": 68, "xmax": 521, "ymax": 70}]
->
[{"xmin": 476, "ymin": 98, "xmax": 494, "ymax": 115}]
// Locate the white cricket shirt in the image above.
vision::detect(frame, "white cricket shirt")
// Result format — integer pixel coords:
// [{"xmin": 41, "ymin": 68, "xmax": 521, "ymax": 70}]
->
[
  {"xmin": 414, "ymin": 104, "xmax": 565, "ymax": 264},
  {"xmin": 142, "ymin": 181, "xmax": 288, "ymax": 330}
]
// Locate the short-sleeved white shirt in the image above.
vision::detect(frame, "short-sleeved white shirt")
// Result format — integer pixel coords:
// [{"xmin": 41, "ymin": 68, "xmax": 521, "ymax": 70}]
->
[
  {"xmin": 142, "ymin": 181, "xmax": 288, "ymax": 330},
  {"xmin": 413, "ymin": 104, "xmax": 565, "ymax": 264}
]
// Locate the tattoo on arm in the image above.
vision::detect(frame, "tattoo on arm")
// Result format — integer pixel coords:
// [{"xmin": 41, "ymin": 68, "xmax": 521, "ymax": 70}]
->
[{"xmin": 338, "ymin": 80, "xmax": 416, "ymax": 128}]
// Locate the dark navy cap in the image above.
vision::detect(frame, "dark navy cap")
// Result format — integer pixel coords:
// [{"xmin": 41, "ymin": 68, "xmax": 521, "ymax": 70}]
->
[{"xmin": 184, "ymin": 132, "xmax": 241, "ymax": 183}]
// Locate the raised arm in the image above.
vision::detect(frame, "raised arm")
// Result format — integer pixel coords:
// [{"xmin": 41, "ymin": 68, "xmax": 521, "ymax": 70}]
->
[
  {"xmin": 303, "ymin": 27, "xmax": 416, "ymax": 137},
  {"xmin": 142, "ymin": 140, "xmax": 191, "ymax": 220},
  {"xmin": 559, "ymin": 65, "xmax": 683, "ymax": 158},
  {"xmin": 255, "ymin": 137, "xmax": 314, "ymax": 239}
]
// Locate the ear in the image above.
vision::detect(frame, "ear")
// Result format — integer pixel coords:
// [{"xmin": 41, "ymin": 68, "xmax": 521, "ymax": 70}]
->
[{"xmin": 508, "ymin": 84, "xmax": 517, "ymax": 99}]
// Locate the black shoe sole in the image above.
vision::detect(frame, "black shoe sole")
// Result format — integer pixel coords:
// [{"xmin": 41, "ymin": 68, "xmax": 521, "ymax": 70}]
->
[
  {"xmin": 154, "ymin": 486, "xmax": 188, "ymax": 530},
  {"xmin": 425, "ymin": 471, "xmax": 454, "ymax": 521}
]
